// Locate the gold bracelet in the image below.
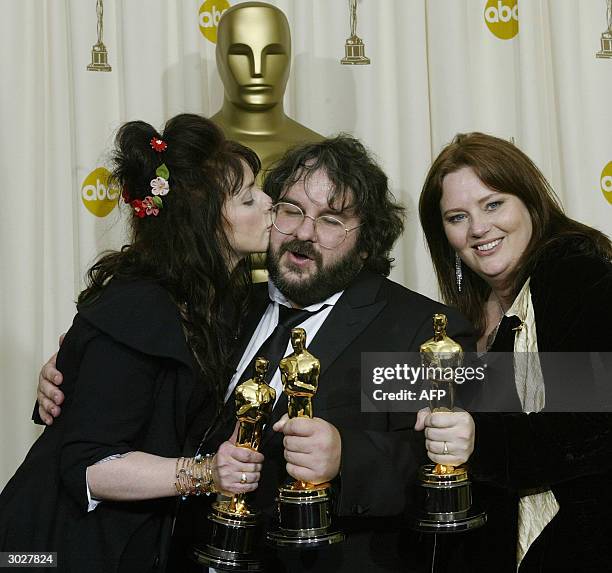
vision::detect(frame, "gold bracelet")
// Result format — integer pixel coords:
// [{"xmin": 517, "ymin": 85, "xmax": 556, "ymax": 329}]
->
[{"xmin": 174, "ymin": 454, "xmax": 217, "ymax": 497}]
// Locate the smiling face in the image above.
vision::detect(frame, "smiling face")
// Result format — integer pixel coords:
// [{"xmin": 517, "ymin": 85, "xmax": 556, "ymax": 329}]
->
[
  {"xmin": 223, "ymin": 162, "xmax": 272, "ymax": 267},
  {"xmin": 267, "ymin": 168, "xmax": 366, "ymax": 307},
  {"xmin": 440, "ymin": 166, "xmax": 533, "ymax": 292},
  {"xmin": 216, "ymin": 4, "xmax": 291, "ymax": 110}
]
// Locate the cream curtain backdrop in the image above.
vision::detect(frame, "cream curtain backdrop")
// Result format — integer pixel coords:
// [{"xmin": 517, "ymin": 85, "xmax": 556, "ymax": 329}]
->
[{"xmin": 1, "ymin": 0, "xmax": 611, "ymax": 488}]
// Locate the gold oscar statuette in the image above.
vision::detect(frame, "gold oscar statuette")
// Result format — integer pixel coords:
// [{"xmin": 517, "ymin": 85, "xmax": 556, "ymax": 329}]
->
[
  {"xmin": 596, "ymin": 0, "xmax": 612, "ymax": 58},
  {"xmin": 87, "ymin": 0, "xmax": 112, "ymax": 72},
  {"xmin": 341, "ymin": 0, "xmax": 370, "ymax": 65},
  {"xmin": 194, "ymin": 357, "xmax": 275, "ymax": 572},
  {"xmin": 266, "ymin": 328, "xmax": 345, "ymax": 548},
  {"xmin": 414, "ymin": 314, "xmax": 486, "ymax": 533}
]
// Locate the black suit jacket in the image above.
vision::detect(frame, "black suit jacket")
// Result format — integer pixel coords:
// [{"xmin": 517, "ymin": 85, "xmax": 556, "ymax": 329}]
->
[
  {"xmin": 174, "ymin": 270, "xmax": 475, "ymax": 573},
  {"xmin": 465, "ymin": 251, "xmax": 612, "ymax": 573},
  {"xmin": 1, "ymin": 279, "xmax": 209, "ymax": 573}
]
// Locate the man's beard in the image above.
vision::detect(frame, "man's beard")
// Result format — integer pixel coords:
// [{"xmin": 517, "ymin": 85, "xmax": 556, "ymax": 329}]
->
[{"xmin": 267, "ymin": 239, "xmax": 364, "ymax": 307}]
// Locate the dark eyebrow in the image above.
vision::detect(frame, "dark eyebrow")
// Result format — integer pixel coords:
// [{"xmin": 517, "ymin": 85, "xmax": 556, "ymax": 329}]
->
[
  {"xmin": 442, "ymin": 192, "xmax": 504, "ymax": 217},
  {"xmin": 441, "ymin": 207, "xmax": 464, "ymax": 217},
  {"xmin": 280, "ymin": 197, "xmax": 303, "ymax": 209},
  {"xmin": 478, "ymin": 192, "xmax": 502, "ymax": 205},
  {"xmin": 280, "ymin": 197, "xmax": 349, "ymax": 220}
]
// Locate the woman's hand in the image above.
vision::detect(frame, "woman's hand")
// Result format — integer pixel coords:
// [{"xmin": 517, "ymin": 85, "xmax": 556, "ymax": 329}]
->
[
  {"xmin": 213, "ymin": 423, "xmax": 264, "ymax": 495},
  {"xmin": 415, "ymin": 407, "xmax": 475, "ymax": 466}
]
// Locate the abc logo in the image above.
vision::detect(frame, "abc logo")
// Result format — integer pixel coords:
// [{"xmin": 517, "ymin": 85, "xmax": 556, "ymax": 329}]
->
[
  {"xmin": 601, "ymin": 161, "xmax": 612, "ymax": 206},
  {"xmin": 485, "ymin": 0, "xmax": 519, "ymax": 40},
  {"xmin": 199, "ymin": 0, "xmax": 230, "ymax": 44},
  {"xmin": 81, "ymin": 167, "xmax": 119, "ymax": 218}
]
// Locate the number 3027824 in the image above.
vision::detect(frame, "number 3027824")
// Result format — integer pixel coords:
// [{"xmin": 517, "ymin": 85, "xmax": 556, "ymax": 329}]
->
[{"xmin": 0, "ymin": 552, "xmax": 56, "ymax": 567}]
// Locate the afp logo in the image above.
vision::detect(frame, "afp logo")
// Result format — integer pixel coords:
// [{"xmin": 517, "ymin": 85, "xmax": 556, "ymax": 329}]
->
[
  {"xmin": 81, "ymin": 167, "xmax": 119, "ymax": 218},
  {"xmin": 199, "ymin": 0, "xmax": 230, "ymax": 44},
  {"xmin": 601, "ymin": 161, "xmax": 612, "ymax": 206},
  {"xmin": 484, "ymin": 0, "xmax": 519, "ymax": 40}
]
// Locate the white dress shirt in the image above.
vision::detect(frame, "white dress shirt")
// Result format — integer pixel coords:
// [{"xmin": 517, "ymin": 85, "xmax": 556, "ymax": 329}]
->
[
  {"xmin": 224, "ymin": 280, "xmax": 343, "ymax": 405},
  {"xmin": 506, "ymin": 279, "xmax": 560, "ymax": 569}
]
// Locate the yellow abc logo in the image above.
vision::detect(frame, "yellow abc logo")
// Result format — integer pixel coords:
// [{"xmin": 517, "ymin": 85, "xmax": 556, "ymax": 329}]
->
[
  {"xmin": 199, "ymin": 0, "xmax": 230, "ymax": 44},
  {"xmin": 484, "ymin": 0, "xmax": 519, "ymax": 40},
  {"xmin": 601, "ymin": 161, "xmax": 612, "ymax": 206},
  {"xmin": 81, "ymin": 167, "xmax": 119, "ymax": 218}
]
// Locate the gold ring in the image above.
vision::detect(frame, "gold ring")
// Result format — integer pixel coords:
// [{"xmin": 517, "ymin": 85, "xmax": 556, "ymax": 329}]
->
[
  {"xmin": 443, "ymin": 441, "xmax": 449, "ymax": 455},
  {"xmin": 240, "ymin": 472, "xmax": 248, "ymax": 484}
]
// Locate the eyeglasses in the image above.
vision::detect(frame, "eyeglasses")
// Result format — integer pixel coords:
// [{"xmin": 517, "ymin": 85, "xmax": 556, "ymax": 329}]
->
[{"xmin": 271, "ymin": 202, "xmax": 362, "ymax": 249}]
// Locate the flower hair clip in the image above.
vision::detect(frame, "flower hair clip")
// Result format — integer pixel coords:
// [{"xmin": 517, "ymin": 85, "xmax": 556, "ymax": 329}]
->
[
  {"xmin": 150, "ymin": 138, "xmax": 168, "ymax": 152},
  {"xmin": 128, "ymin": 137, "xmax": 171, "ymax": 217}
]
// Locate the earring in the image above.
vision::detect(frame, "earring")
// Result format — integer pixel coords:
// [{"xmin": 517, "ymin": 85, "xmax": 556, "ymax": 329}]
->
[{"xmin": 455, "ymin": 252, "xmax": 463, "ymax": 293}]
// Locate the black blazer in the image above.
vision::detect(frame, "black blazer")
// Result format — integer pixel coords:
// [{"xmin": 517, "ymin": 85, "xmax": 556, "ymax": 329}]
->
[
  {"xmin": 0, "ymin": 280, "xmax": 210, "ymax": 573},
  {"xmin": 465, "ymin": 252, "xmax": 612, "ymax": 572},
  {"xmin": 173, "ymin": 270, "xmax": 475, "ymax": 573}
]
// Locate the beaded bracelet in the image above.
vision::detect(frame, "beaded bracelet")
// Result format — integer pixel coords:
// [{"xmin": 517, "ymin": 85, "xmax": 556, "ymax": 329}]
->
[{"xmin": 174, "ymin": 453, "xmax": 217, "ymax": 498}]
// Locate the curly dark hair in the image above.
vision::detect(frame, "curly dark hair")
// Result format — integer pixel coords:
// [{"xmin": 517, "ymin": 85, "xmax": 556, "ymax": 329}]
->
[
  {"xmin": 263, "ymin": 135, "xmax": 405, "ymax": 276},
  {"xmin": 79, "ymin": 113, "xmax": 260, "ymax": 407},
  {"xmin": 419, "ymin": 131, "xmax": 612, "ymax": 336}
]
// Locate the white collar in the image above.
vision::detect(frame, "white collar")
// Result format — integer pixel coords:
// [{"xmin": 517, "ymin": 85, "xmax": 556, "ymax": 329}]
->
[
  {"xmin": 505, "ymin": 278, "xmax": 531, "ymax": 321},
  {"xmin": 267, "ymin": 280, "xmax": 344, "ymax": 312}
]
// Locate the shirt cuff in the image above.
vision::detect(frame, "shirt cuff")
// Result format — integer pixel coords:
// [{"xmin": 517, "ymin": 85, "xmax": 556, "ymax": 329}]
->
[{"xmin": 85, "ymin": 453, "xmax": 126, "ymax": 512}]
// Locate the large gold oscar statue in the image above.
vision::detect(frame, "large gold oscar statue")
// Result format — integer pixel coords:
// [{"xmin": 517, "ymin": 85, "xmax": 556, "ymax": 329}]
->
[
  {"xmin": 194, "ymin": 357, "xmax": 275, "ymax": 572},
  {"xmin": 212, "ymin": 2, "xmax": 323, "ymax": 173},
  {"xmin": 267, "ymin": 328, "xmax": 344, "ymax": 548},
  {"xmin": 414, "ymin": 315, "xmax": 486, "ymax": 533}
]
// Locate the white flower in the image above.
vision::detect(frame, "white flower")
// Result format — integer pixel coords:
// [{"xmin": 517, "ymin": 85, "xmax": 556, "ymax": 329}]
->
[{"xmin": 150, "ymin": 177, "xmax": 169, "ymax": 196}]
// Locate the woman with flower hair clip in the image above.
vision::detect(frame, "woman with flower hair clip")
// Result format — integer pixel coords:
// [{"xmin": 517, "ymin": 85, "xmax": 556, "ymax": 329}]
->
[{"xmin": 0, "ymin": 113, "xmax": 272, "ymax": 572}]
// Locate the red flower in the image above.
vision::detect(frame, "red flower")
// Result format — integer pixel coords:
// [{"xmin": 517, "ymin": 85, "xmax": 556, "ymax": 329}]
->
[
  {"xmin": 150, "ymin": 138, "xmax": 168, "ymax": 152},
  {"xmin": 142, "ymin": 196, "xmax": 160, "ymax": 217},
  {"xmin": 131, "ymin": 199, "xmax": 146, "ymax": 218}
]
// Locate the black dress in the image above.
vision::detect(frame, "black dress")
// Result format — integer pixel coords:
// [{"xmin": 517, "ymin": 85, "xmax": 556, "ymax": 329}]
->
[{"xmin": 0, "ymin": 279, "xmax": 215, "ymax": 573}]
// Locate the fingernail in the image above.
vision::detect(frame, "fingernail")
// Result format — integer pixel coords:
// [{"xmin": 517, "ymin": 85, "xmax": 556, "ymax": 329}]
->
[{"xmin": 54, "ymin": 375, "xmax": 60, "ymax": 383}]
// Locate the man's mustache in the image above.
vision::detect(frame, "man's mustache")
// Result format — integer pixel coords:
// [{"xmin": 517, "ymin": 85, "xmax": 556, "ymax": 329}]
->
[{"xmin": 277, "ymin": 239, "xmax": 323, "ymax": 266}]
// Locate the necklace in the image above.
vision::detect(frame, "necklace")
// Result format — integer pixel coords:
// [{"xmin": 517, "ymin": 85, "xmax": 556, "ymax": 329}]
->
[{"xmin": 485, "ymin": 299, "xmax": 505, "ymax": 352}]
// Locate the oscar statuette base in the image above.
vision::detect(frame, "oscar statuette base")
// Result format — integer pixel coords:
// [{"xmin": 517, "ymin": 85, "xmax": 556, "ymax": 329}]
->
[
  {"xmin": 596, "ymin": 33, "xmax": 612, "ymax": 58},
  {"xmin": 266, "ymin": 482, "xmax": 345, "ymax": 548},
  {"xmin": 341, "ymin": 36, "xmax": 370, "ymax": 65},
  {"xmin": 413, "ymin": 464, "xmax": 486, "ymax": 534},
  {"xmin": 193, "ymin": 500, "xmax": 263, "ymax": 572}
]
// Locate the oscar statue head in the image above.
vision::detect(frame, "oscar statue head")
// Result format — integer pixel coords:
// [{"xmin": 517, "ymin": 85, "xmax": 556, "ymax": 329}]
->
[
  {"xmin": 290, "ymin": 327, "xmax": 306, "ymax": 352},
  {"xmin": 216, "ymin": 2, "xmax": 291, "ymax": 111}
]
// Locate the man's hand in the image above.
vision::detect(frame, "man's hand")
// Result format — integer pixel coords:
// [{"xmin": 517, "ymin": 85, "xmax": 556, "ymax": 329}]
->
[
  {"xmin": 37, "ymin": 334, "xmax": 66, "ymax": 425},
  {"xmin": 415, "ymin": 407, "xmax": 475, "ymax": 467},
  {"xmin": 273, "ymin": 414, "xmax": 341, "ymax": 484},
  {"xmin": 213, "ymin": 423, "xmax": 264, "ymax": 495}
]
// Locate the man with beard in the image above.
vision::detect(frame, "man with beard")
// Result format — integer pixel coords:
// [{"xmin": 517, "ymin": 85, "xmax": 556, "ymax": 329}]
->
[{"xmin": 35, "ymin": 136, "xmax": 475, "ymax": 572}]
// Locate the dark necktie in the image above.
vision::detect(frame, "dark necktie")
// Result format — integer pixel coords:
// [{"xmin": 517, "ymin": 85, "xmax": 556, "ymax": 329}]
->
[
  {"xmin": 491, "ymin": 314, "xmax": 523, "ymax": 352},
  {"xmin": 238, "ymin": 304, "xmax": 320, "ymax": 385}
]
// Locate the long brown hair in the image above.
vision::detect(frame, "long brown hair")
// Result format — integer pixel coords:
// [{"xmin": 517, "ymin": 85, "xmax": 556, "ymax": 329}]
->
[
  {"xmin": 419, "ymin": 132, "xmax": 611, "ymax": 336},
  {"xmin": 79, "ymin": 113, "xmax": 260, "ymax": 408}
]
